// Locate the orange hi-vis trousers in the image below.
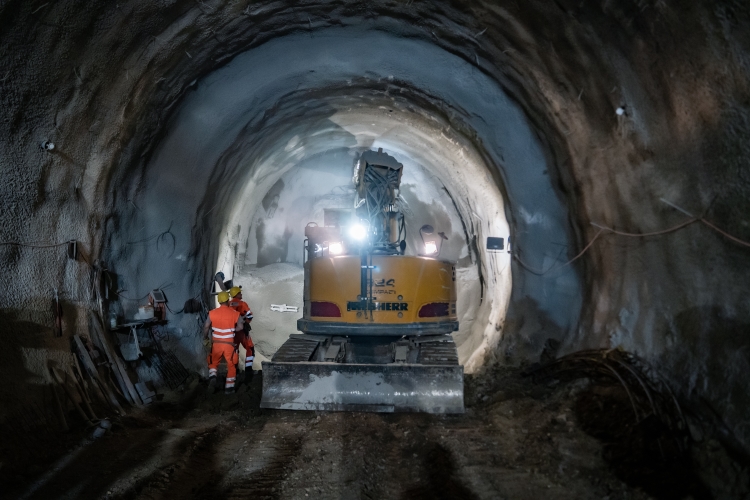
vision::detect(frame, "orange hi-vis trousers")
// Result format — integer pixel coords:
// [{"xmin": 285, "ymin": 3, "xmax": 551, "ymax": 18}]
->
[
  {"xmin": 207, "ymin": 341, "xmax": 239, "ymax": 389},
  {"xmin": 235, "ymin": 330, "xmax": 255, "ymax": 370}
]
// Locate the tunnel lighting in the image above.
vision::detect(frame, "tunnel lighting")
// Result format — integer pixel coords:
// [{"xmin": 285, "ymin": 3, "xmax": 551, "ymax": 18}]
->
[
  {"xmin": 349, "ymin": 223, "xmax": 367, "ymax": 241},
  {"xmin": 424, "ymin": 241, "xmax": 438, "ymax": 255},
  {"xmin": 419, "ymin": 224, "xmax": 440, "ymax": 256},
  {"xmin": 328, "ymin": 242, "xmax": 344, "ymax": 255}
]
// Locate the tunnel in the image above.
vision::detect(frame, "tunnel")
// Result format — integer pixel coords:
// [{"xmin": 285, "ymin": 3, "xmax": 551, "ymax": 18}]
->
[{"xmin": 1, "ymin": 1, "xmax": 749, "ymax": 498}]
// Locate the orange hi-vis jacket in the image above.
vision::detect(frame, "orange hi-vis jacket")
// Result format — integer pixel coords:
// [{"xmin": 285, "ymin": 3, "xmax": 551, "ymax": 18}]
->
[
  {"xmin": 209, "ymin": 304, "xmax": 241, "ymax": 343},
  {"xmin": 229, "ymin": 299, "xmax": 253, "ymax": 322},
  {"xmin": 230, "ymin": 299, "xmax": 255, "ymax": 367}
]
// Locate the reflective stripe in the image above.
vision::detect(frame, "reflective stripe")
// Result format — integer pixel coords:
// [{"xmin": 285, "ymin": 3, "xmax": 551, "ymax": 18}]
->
[
  {"xmin": 212, "ymin": 333, "xmax": 235, "ymax": 339},
  {"xmin": 245, "ymin": 313, "xmax": 253, "ymax": 318},
  {"xmin": 209, "ymin": 305, "xmax": 241, "ymax": 338},
  {"xmin": 226, "ymin": 377, "xmax": 236, "ymax": 381}
]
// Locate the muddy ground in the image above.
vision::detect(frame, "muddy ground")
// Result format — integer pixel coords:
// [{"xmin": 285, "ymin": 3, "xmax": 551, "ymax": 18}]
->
[{"xmin": 5, "ymin": 366, "xmax": 710, "ymax": 500}]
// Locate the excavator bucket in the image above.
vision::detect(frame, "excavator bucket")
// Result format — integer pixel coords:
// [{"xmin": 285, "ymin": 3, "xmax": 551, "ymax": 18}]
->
[{"xmin": 260, "ymin": 335, "xmax": 464, "ymax": 413}]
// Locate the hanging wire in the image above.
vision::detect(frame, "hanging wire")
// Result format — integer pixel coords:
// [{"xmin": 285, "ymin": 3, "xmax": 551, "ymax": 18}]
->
[
  {"xmin": 513, "ymin": 228, "xmax": 605, "ymax": 276},
  {"xmin": 165, "ymin": 291, "xmax": 203, "ymax": 315},
  {"xmin": 591, "ymin": 218, "xmax": 699, "ymax": 237},
  {"xmin": 0, "ymin": 241, "xmax": 70, "ymax": 248},
  {"xmin": 700, "ymin": 218, "xmax": 750, "ymax": 248},
  {"xmin": 512, "ymin": 206, "xmax": 750, "ymax": 277},
  {"xmin": 113, "ymin": 291, "xmax": 151, "ymax": 302},
  {"xmin": 165, "ymin": 303, "xmax": 182, "ymax": 314}
]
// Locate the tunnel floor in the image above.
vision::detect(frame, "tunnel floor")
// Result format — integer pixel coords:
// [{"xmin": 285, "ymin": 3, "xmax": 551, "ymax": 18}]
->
[{"xmin": 10, "ymin": 368, "xmax": 709, "ymax": 500}]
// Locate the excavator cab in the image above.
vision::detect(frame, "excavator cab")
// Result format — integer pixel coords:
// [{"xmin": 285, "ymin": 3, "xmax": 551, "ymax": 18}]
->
[{"xmin": 260, "ymin": 149, "xmax": 464, "ymax": 413}]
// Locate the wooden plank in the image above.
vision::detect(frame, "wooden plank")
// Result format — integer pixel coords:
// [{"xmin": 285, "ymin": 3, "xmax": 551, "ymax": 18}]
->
[
  {"xmin": 87, "ymin": 314, "xmax": 135, "ymax": 405},
  {"xmin": 73, "ymin": 352, "xmax": 105, "ymax": 408},
  {"xmin": 89, "ymin": 314, "xmax": 143, "ymax": 407},
  {"xmin": 49, "ymin": 382, "xmax": 69, "ymax": 432},
  {"xmin": 73, "ymin": 335, "xmax": 125, "ymax": 415},
  {"xmin": 70, "ymin": 355, "xmax": 98, "ymax": 419},
  {"xmin": 70, "ymin": 354, "xmax": 91, "ymax": 403},
  {"xmin": 112, "ymin": 352, "xmax": 143, "ymax": 406},
  {"xmin": 51, "ymin": 366, "xmax": 92, "ymax": 426}
]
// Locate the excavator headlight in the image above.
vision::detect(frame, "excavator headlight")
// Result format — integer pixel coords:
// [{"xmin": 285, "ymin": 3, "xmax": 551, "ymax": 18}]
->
[
  {"xmin": 424, "ymin": 241, "xmax": 438, "ymax": 255},
  {"xmin": 328, "ymin": 242, "xmax": 344, "ymax": 255},
  {"xmin": 349, "ymin": 223, "xmax": 367, "ymax": 241},
  {"xmin": 419, "ymin": 224, "xmax": 440, "ymax": 256}
]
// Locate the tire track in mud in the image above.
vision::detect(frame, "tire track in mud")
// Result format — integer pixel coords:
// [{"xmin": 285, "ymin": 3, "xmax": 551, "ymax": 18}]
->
[
  {"xmin": 400, "ymin": 441, "xmax": 479, "ymax": 500},
  {"xmin": 122, "ymin": 426, "xmax": 229, "ymax": 499},
  {"xmin": 221, "ymin": 432, "xmax": 304, "ymax": 500}
]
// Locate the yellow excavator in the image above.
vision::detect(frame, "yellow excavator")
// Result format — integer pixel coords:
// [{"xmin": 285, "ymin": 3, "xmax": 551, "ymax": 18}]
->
[{"xmin": 260, "ymin": 149, "xmax": 464, "ymax": 413}]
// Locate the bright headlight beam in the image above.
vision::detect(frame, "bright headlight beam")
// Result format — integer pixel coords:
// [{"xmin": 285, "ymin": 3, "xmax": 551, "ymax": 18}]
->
[
  {"xmin": 424, "ymin": 241, "xmax": 438, "ymax": 255},
  {"xmin": 349, "ymin": 224, "xmax": 367, "ymax": 241},
  {"xmin": 328, "ymin": 242, "xmax": 344, "ymax": 255}
]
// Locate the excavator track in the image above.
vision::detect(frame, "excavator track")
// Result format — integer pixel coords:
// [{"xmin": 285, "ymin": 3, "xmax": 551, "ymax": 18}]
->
[{"xmin": 261, "ymin": 334, "xmax": 464, "ymax": 413}]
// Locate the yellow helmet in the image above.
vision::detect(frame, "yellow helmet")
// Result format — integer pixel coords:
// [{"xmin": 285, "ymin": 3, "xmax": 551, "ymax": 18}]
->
[
  {"xmin": 229, "ymin": 286, "xmax": 242, "ymax": 298},
  {"xmin": 217, "ymin": 290, "xmax": 230, "ymax": 303}
]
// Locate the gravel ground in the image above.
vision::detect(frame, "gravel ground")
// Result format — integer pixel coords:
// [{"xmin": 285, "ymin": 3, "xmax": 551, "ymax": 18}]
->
[{"xmin": 8, "ymin": 367, "xmax": 710, "ymax": 500}]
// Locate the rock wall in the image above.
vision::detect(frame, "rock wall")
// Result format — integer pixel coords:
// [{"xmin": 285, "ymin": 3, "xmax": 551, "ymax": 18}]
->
[{"xmin": 0, "ymin": 0, "xmax": 749, "ymax": 453}]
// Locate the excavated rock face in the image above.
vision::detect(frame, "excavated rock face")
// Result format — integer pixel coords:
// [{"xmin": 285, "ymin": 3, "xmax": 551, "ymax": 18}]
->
[{"xmin": 1, "ymin": 0, "xmax": 749, "ymax": 451}]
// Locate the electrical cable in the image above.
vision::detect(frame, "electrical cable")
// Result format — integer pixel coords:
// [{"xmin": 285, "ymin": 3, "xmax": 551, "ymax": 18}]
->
[
  {"xmin": 700, "ymin": 218, "xmax": 750, "ymax": 248},
  {"xmin": 113, "ymin": 291, "xmax": 150, "ymax": 302},
  {"xmin": 165, "ymin": 303, "xmax": 184, "ymax": 314},
  {"xmin": 1, "ymin": 234, "xmax": 217, "ymax": 321},
  {"xmin": 513, "ymin": 229, "xmax": 605, "ymax": 276},
  {"xmin": 126, "ymin": 221, "xmax": 175, "ymax": 247},
  {"xmin": 0, "ymin": 241, "xmax": 70, "ymax": 248},
  {"xmin": 78, "ymin": 250, "xmax": 93, "ymax": 267},
  {"xmin": 591, "ymin": 218, "xmax": 699, "ymax": 237},
  {"xmin": 514, "ymin": 212, "xmax": 750, "ymax": 277},
  {"xmin": 595, "ymin": 216, "xmax": 750, "ymax": 247},
  {"xmin": 166, "ymin": 291, "xmax": 203, "ymax": 315}
]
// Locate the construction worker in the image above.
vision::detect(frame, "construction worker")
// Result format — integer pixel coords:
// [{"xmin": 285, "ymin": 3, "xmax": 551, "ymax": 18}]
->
[
  {"xmin": 202, "ymin": 290, "xmax": 243, "ymax": 394},
  {"xmin": 229, "ymin": 286, "xmax": 255, "ymax": 380}
]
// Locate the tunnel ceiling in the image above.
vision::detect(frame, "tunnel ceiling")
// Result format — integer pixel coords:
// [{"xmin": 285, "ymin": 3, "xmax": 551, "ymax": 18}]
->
[{"xmin": 2, "ymin": 0, "xmax": 750, "ymax": 450}]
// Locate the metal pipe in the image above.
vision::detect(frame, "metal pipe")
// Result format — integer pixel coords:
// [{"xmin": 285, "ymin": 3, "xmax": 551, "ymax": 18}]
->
[
  {"xmin": 360, "ymin": 247, "xmax": 368, "ymax": 318},
  {"xmin": 369, "ymin": 251, "xmax": 374, "ymax": 322}
]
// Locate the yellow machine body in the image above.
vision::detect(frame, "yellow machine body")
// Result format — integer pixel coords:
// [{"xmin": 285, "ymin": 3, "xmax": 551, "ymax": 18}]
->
[
  {"xmin": 298, "ymin": 255, "xmax": 457, "ymax": 336},
  {"xmin": 261, "ymin": 149, "xmax": 464, "ymax": 414}
]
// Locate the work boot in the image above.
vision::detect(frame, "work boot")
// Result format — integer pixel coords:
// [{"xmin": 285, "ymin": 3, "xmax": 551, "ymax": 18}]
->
[
  {"xmin": 225, "ymin": 386, "xmax": 235, "ymax": 395},
  {"xmin": 207, "ymin": 376, "xmax": 217, "ymax": 394},
  {"xmin": 244, "ymin": 369, "xmax": 253, "ymax": 383}
]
